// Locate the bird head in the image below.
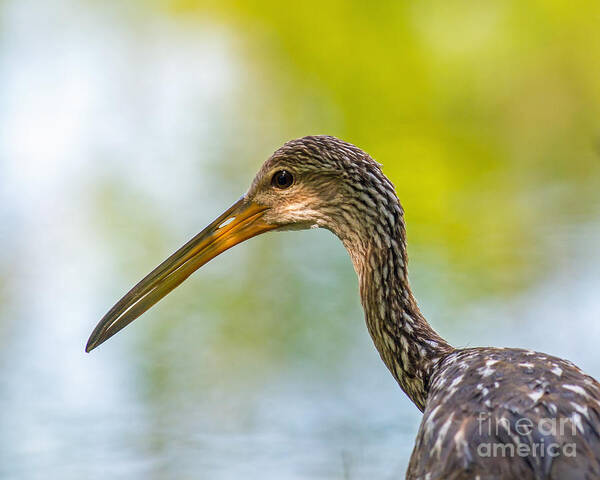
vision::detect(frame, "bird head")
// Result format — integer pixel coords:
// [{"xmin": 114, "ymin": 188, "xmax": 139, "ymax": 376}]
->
[{"xmin": 86, "ymin": 136, "xmax": 399, "ymax": 352}]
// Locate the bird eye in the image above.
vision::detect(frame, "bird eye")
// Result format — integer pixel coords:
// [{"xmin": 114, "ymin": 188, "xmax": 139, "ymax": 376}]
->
[{"xmin": 271, "ymin": 170, "xmax": 294, "ymax": 189}]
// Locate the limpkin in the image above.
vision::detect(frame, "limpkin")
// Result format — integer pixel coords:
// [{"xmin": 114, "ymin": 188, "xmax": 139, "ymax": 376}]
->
[{"xmin": 87, "ymin": 136, "xmax": 600, "ymax": 479}]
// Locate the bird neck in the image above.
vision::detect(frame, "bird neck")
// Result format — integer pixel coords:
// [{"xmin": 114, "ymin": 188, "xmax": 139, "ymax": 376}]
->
[{"xmin": 342, "ymin": 216, "xmax": 453, "ymax": 411}]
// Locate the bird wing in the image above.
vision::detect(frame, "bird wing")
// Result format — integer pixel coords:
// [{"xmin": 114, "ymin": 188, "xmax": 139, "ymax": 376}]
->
[{"xmin": 407, "ymin": 347, "xmax": 600, "ymax": 480}]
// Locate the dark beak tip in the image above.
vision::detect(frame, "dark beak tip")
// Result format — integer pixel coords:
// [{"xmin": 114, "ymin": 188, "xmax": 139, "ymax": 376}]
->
[{"xmin": 85, "ymin": 336, "xmax": 99, "ymax": 353}]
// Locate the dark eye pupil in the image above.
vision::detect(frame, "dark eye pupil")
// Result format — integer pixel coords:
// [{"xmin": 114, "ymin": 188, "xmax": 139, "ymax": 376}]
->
[{"xmin": 272, "ymin": 170, "xmax": 293, "ymax": 189}]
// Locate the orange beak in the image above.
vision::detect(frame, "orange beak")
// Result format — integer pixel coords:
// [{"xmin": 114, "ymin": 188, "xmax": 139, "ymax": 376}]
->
[{"xmin": 85, "ymin": 198, "xmax": 276, "ymax": 352}]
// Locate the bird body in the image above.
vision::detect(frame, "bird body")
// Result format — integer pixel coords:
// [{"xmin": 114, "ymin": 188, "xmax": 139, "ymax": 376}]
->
[
  {"xmin": 87, "ymin": 136, "xmax": 600, "ymax": 479},
  {"xmin": 411, "ymin": 347, "xmax": 600, "ymax": 478}
]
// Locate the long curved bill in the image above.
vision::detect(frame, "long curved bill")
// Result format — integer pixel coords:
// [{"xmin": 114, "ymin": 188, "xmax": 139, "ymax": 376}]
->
[{"xmin": 85, "ymin": 197, "xmax": 275, "ymax": 352}]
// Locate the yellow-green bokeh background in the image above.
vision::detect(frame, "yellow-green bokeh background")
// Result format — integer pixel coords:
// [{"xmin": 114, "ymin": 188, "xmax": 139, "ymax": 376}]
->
[
  {"xmin": 165, "ymin": 0, "xmax": 600, "ymax": 296},
  {"xmin": 1, "ymin": 1, "xmax": 599, "ymax": 478}
]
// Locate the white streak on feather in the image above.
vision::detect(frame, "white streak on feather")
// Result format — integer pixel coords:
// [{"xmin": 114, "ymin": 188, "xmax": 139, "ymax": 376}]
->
[
  {"xmin": 563, "ymin": 384, "xmax": 588, "ymax": 398},
  {"xmin": 432, "ymin": 413, "xmax": 454, "ymax": 458},
  {"xmin": 528, "ymin": 389, "xmax": 544, "ymax": 403},
  {"xmin": 519, "ymin": 362, "xmax": 534, "ymax": 369},
  {"xmin": 570, "ymin": 402, "xmax": 589, "ymax": 419},
  {"xmin": 571, "ymin": 413, "xmax": 585, "ymax": 434}
]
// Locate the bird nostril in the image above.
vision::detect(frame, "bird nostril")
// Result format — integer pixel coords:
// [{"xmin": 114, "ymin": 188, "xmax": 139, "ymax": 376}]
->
[{"xmin": 218, "ymin": 217, "xmax": 235, "ymax": 229}]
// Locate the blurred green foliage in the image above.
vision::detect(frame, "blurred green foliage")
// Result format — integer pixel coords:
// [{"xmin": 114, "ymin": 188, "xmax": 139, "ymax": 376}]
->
[
  {"xmin": 87, "ymin": 0, "xmax": 600, "ymax": 413},
  {"xmin": 149, "ymin": 0, "xmax": 600, "ymax": 297}
]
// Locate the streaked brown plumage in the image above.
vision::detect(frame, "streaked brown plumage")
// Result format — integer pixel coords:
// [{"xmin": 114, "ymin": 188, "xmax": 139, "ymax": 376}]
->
[{"xmin": 87, "ymin": 136, "xmax": 600, "ymax": 479}]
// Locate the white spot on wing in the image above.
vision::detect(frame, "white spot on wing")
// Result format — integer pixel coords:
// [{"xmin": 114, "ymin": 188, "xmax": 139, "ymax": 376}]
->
[
  {"xmin": 584, "ymin": 378, "xmax": 599, "ymax": 389},
  {"xmin": 478, "ymin": 365, "xmax": 495, "ymax": 377},
  {"xmin": 528, "ymin": 389, "xmax": 544, "ymax": 403},
  {"xmin": 570, "ymin": 402, "xmax": 589, "ymax": 419},
  {"xmin": 424, "ymin": 405, "xmax": 441, "ymax": 441},
  {"xmin": 453, "ymin": 427, "xmax": 469, "ymax": 458},
  {"xmin": 432, "ymin": 413, "xmax": 454, "ymax": 458},
  {"xmin": 571, "ymin": 413, "xmax": 585, "ymax": 434},
  {"xmin": 449, "ymin": 375, "xmax": 464, "ymax": 389},
  {"xmin": 563, "ymin": 384, "xmax": 588, "ymax": 398}
]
